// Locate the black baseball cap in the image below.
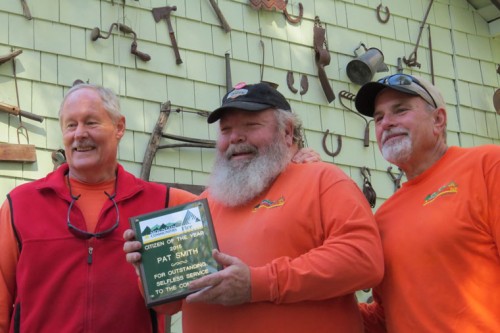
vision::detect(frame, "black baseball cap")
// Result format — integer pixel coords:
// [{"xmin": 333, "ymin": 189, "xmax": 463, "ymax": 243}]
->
[
  {"xmin": 355, "ymin": 74, "xmax": 445, "ymax": 117},
  {"xmin": 207, "ymin": 82, "xmax": 291, "ymax": 123}
]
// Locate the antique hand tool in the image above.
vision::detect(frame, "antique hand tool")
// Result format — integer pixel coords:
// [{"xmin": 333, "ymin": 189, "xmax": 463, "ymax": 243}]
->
[
  {"xmin": 152, "ymin": 6, "xmax": 183, "ymax": 64},
  {"xmin": 0, "ymin": 49, "xmax": 23, "ymax": 65},
  {"xmin": 225, "ymin": 52, "xmax": 232, "ymax": 92},
  {"xmin": 387, "ymin": 166, "xmax": 404, "ymax": 192},
  {"xmin": 20, "ymin": 0, "xmax": 32, "ymax": 20},
  {"xmin": 0, "ymin": 101, "xmax": 44, "ymax": 123},
  {"xmin": 91, "ymin": 23, "xmax": 151, "ymax": 62},
  {"xmin": 361, "ymin": 167, "xmax": 377, "ymax": 208},
  {"xmin": 313, "ymin": 16, "xmax": 335, "ymax": 103},
  {"xmin": 208, "ymin": 0, "xmax": 231, "ymax": 33},
  {"xmin": 403, "ymin": 0, "xmax": 434, "ymax": 68},
  {"xmin": 339, "ymin": 90, "xmax": 372, "ymax": 147}
]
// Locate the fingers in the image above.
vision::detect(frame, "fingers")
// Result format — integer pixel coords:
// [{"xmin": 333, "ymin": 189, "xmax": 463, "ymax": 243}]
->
[
  {"xmin": 123, "ymin": 229, "xmax": 136, "ymax": 241},
  {"xmin": 292, "ymin": 147, "xmax": 321, "ymax": 163},
  {"xmin": 122, "ymin": 229, "xmax": 142, "ymax": 267},
  {"xmin": 185, "ymin": 251, "xmax": 251, "ymax": 306}
]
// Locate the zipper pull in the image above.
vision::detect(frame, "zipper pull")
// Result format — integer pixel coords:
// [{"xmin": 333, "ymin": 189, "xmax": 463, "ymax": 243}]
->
[{"xmin": 88, "ymin": 246, "xmax": 93, "ymax": 264}]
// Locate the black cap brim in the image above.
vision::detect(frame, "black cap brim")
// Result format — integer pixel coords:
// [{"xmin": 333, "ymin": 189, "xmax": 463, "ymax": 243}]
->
[
  {"xmin": 207, "ymin": 101, "xmax": 272, "ymax": 123},
  {"xmin": 355, "ymin": 82, "xmax": 420, "ymax": 117}
]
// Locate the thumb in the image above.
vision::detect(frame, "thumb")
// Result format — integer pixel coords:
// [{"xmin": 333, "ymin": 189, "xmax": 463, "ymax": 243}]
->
[{"xmin": 212, "ymin": 249, "xmax": 237, "ymax": 267}]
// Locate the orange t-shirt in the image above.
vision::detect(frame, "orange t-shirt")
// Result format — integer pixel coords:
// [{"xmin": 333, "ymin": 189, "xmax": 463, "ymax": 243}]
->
[{"xmin": 360, "ymin": 145, "xmax": 500, "ymax": 332}]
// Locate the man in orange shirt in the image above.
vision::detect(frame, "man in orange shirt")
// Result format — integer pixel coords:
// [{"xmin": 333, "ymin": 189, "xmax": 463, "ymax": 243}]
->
[
  {"xmin": 125, "ymin": 82, "xmax": 384, "ymax": 333},
  {"xmin": 355, "ymin": 74, "xmax": 500, "ymax": 332}
]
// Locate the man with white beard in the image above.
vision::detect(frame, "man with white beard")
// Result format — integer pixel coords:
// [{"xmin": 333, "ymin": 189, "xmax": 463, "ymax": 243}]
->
[
  {"xmin": 124, "ymin": 82, "xmax": 384, "ymax": 333},
  {"xmin": 355, "ymin": 74, "xmax": 500, "ymax": 332}
]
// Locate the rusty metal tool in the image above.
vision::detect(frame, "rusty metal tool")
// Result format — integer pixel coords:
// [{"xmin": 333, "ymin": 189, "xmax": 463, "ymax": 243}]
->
[
  {"xmin": 159, "ymin": 133, "xmax": 215, "ymax": 149},
  {"xmin": 141, "ymin": 101, "xmax": 172, "ymax": 181},
  {"xmin": 20, "ymin": 0, "xmax": 32, "ymax": 20},
  {"xmin": 91, "ymin": 23, "xmax": 151, "ymax": 62},
  {"xmin": 152, "ymin": 6, "xmax": 183, "ymax": 64},
  {"xmin": 299, "ymin": 74, "xmax": 308, "ymax": 95},
  {"xmin": 286, "ymin": 71, "xmax": 298, "ymax": 93},
  {"xmin": 339, "ymin": 90, "xmax": 372, "ymax": 147},
  {"xmin": 322, "ymin": 129, "xmax": 342, "ymax": 158},
  {"xmin": 376, "ymin": 3, "xmax": 390, "ymax": 23},
  {"xmin": 313, "ymin": 16, "xmax": 335, "ymax": 103},
  {"xmin": 208, "ymin": 0, "xmax": 231, "ymax": 33},
  {"xmin": 361, "ymin": 167, "xmax": 377, "ymax": 208},
  {"xmin": 387, "ymin": 166, "xmax": 404, "ymax": 192},
  {"xmin": 403, "ymin": 0, "xmax": 434, "ymax": 68},
  {"xmin": 225, "ymin": 52, "xmax": 232, "ymax": 92},
  {"xmin": 51, "ymin": 149, "xmax": 66, "ymax": 170},
  {"xmin": 0, "ymin": 101, "xmax": 44, "ymax": 123},
  {"xmin": 0, "ymin": 49, "xmax": 23, "ymax": 65},
  {"xmin": 428, "ymin": 24, "xmax": 434, "ymax": 84}
]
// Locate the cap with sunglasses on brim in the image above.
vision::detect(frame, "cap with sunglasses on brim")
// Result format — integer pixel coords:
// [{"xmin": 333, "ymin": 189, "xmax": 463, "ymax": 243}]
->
[
  {"xmin": 355, "ymin": 74, "xmax": 446, "ymax": 118},
  {"xmin": 207, "ymin": 82, "xmax": 291, "ymax": 123}
]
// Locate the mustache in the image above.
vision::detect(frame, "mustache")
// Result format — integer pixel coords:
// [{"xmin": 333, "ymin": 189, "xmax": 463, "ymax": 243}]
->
[
  {"xmin": 224, "ymin": 143, "xmax": 258, "ymax": 159},
  {"xmin": 72, "ymin": 140, "xmax": 95, "ymax": 150},
  {"xmin": 381, "ymin": 128, "xmax": 408, "ymax": 144}
]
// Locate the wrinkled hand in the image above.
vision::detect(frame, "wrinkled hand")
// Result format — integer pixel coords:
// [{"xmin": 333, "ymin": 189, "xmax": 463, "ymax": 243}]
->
[
  {"xmin": 186, "ymin": 250, "xmax": 251, "ymax": 306},
  {"xmin": 292, "ymin": 147, "xmax": 321, "ymax": 163},
  {"xmin": 123, "ymin": 229, "xmax": 143, "ymax": 276}
]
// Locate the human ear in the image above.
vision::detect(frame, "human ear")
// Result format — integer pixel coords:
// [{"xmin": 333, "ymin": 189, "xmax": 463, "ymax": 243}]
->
[
  {"xmin": 284, "ymin": 122, "xmax": 294, "ymax": 147},
  {"xmin": 116, "ymin": 115, "xmax": 126, "ymax": 140},
  {"xmin": 433, "ymin": 107, "xmax": 447, "ymax": 134}
]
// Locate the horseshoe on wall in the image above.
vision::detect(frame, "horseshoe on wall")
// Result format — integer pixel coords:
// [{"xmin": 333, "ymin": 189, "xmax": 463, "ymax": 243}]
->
[
  {"xmin": 287, "ymin": 71, "xmax": 298, "ymax": 93},
  {"xmin": 283, "ymin": 1, "xmax": 303, "ymax": 24},
  {"xmin": 322, "ymin": 129, "xmax": 342, "ymax": 157},
  {"xmin": 376, "ymin": 4, "xmax": 390, "ymax": 24}
]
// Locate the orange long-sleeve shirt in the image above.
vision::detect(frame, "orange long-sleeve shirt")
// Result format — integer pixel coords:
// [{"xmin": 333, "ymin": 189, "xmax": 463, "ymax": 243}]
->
[
  {"xmin": 157, "ymin": 162, "xmax": 384, "ymax": 333},
  {"xmin": 360, "ymin": 145, "xmax": 500, "ymax": 332}
]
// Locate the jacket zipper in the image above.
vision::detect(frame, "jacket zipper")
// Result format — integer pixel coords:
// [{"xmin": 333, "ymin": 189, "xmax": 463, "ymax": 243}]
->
[{"xmin": 87, "ymin": 244, "xmax": 94, "ymax": 264}]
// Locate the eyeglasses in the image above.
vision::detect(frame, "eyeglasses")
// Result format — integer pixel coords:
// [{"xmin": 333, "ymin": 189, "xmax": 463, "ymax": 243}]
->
[
  {"xmin": 378, "ymin": 74, "xmax": 437, "ymax": 108},
  {"xmin": 67, "ymin": 190, "xmax": 120, "ymax": 240}
]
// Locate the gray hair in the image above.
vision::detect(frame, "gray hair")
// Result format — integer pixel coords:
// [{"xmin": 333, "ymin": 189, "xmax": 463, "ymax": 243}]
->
[
  {"xmin": 275, "ymin": 109, "xmax": 304, "ymax": 148},
  {"xmin": 59, "ymin": 83, "xmax": 122, "ymax": 124}
]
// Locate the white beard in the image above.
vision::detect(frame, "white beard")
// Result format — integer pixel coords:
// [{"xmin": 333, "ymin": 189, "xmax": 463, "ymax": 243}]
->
[
  {"xmin": 208, "ymin": 135, "xmax": 291, "ymax": 207},
  {"xmin": 381, "ymin": 132, "xmax": 412, "ymax": 165}
]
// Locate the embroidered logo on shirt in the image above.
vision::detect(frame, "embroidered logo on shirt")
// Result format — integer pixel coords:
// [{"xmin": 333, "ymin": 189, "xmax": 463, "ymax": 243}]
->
[
  {"xmin": 423, "ymin": 181, "xmax": 458, "ymax": 206},
  {"xmin": 253, "ymin": 196, "xmax": 285, "ymax": 212}
]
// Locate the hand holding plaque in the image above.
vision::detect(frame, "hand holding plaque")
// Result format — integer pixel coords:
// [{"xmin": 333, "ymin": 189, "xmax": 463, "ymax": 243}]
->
[{"xmin": 129, "ymin": 198, "xmax": 221, "ymax": 307}]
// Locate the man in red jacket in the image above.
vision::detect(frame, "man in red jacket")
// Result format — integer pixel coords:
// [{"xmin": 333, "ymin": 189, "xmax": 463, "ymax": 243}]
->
[{"xmin": 0, "ymin": 83, "xmax": 196, "ymax": 333}]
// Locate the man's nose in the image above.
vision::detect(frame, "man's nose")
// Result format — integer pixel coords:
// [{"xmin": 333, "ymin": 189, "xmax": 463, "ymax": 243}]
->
[
  {"xmin": 74, "ymin": 123, "xmax": 88, "ymax": 138},
  {"xmin": 229, "ymin": 129, "xmax": 245, "ymax": 144}
]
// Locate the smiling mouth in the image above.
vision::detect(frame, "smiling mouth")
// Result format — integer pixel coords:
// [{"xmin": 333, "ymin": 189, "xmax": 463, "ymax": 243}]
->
[
  {"xmin": 230, "ymin": 151, "xmax": 253, "ymax": 159},
  {"xmin": 74, "ymin": 146, "xmax": 95, "ymax": 152},
  {"xmin": 383, "ymin": 133, "xmax": 407, "ymax": 145}
]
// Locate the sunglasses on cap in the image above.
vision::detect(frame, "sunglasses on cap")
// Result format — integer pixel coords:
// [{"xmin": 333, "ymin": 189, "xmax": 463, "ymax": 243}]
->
[{"xmin": 377, "ymin": 74, "xmax": 437, "ymax": 108}]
